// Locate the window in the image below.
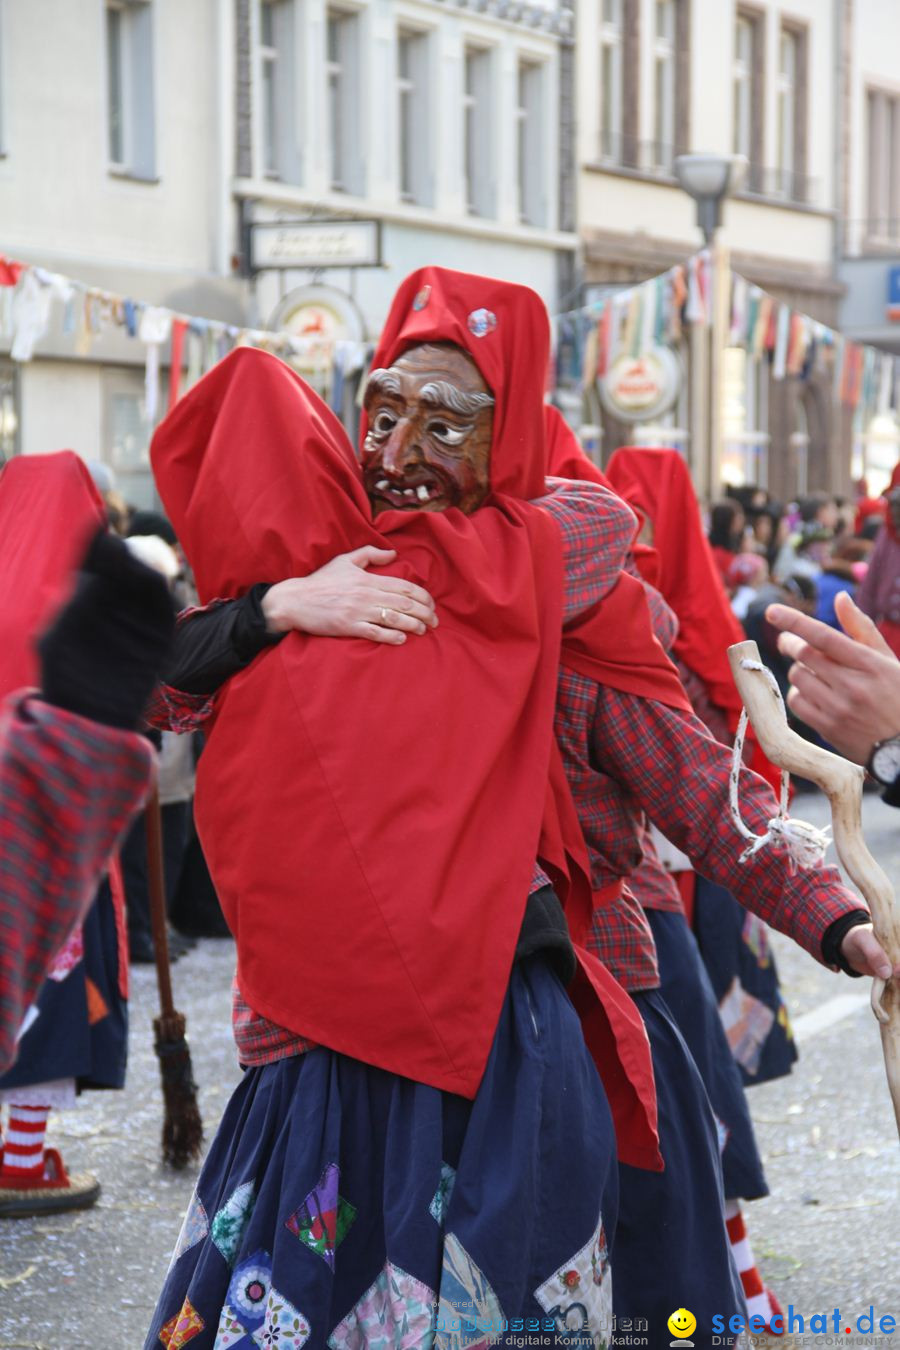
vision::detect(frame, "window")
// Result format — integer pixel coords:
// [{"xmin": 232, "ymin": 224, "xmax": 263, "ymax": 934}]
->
[
  {"xmin": 0, "ymin": 358, "xmax": 18, "ymax": 463},
  {"xmin": 105, "ymin": 0, "xmax": 156, "ymax": 179},
  {"xmin": 260, "ymin": 0, "xmax": 278, "ymax": 176},
  {"xmin": 103, "ymin": 370, "xmax": 156, "ymax": 508},
  {"xmin": 257, "ymin": 0, "xmax": 300, "ymax": 184},
  {"xmin": 516, "ymin": 59, "xmax": 546, "ymax": 227},
  {"xmin": 327, "ymin": 11, "xmax": 360, "ymax": 193},
  {"xmin": 776, "ymin": 26, "xmax": 807, "ymax": 200},
  {"xmin": 463, "ymin": 47, "xmax": 493, "ymax": 217},
  {"xmin": 733, "ymin": 14, "xmax": 753, "ymax": 160},
  {"xmin": 653, "ymin": 0, "xmax": 676, "ymax": 170},
  {"xmin": 0, "ymin": 1, "xmax": 5, "ymax": 154},
  {"xmin": 733, "ymin": 10, "xmax": 763, "ymax": 191},
  {"xmin": 866, "ymin": 89, "xmax": 900, "ymax": 242},
  {"xmin": 599, "ymin": 0, "xmax": 623, "ymax": 161},
  {"xmin": 397, "ymin": 30, "xmax": 431, "ymax": 205}
]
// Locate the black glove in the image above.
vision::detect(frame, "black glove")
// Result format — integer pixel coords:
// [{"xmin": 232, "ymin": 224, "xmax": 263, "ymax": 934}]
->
[{"xmin": 38, "ymin": 528, "xmax": 176, "ymax": 730}]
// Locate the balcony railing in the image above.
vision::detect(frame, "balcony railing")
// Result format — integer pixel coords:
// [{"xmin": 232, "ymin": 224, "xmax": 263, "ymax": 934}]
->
[
  {"xmin": 593, "ymin": 134, "xmax": 820, "ymax": 208},
  {"xmin": 596, "ymin": 131, "xmax": 680, "ymax": 177}
]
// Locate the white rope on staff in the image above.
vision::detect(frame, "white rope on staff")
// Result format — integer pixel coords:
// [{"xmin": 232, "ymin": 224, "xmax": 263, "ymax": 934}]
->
[{"xmin": 729, "ymin": 658, "xmax": 832, "ymax": 872}]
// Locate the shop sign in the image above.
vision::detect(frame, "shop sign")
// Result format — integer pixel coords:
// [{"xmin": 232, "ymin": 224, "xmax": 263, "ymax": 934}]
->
[
  {"xmin": 251, "ymin": 220, "xmax": 381, "ymax": 271},
  {"xmin": 599, "ymin": 347, "xmax": 682, "ymax": 423}
]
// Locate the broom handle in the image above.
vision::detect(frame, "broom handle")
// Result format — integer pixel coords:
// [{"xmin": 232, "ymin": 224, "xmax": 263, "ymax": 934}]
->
[
  {"xmin": 145, "ymin": 785, "xmax": 176, "ymax": 1021},
  {"xmin": 728, "ymin": 639, "xmax": 900, "ymax": 1141}
]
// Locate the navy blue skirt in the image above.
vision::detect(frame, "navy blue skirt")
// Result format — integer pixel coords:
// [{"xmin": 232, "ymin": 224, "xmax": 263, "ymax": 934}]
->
[
  {"xmin": 692, "ymin": 876, "xmax": 798, "ymax": 1086},
  {"xmin": 647, "ymin": 909, "xmax": 768, "ymax": 1202},
  {"xmin": 613, "ymin": 990, "xmax": 746, "ymax": 1349},
  {"xmin": 0, "ymin": 878, "xmax": 127, "ymax": 1093},
  {"xmin": 145, "ymin": 955, "xmax": 618, "ymax": 1350}
]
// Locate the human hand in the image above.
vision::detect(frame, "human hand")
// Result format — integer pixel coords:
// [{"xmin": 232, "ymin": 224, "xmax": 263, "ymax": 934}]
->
[
  {"xmin": 765, "ymin": 596, "xmax": 900, "ymax": 764},
  {"xmin": 839, "ymin": 923, "xmax": 900, "ymax": 980},
  {"xmin": 261, "ymin": 546, "xmax": 438, "ymax": 646}
]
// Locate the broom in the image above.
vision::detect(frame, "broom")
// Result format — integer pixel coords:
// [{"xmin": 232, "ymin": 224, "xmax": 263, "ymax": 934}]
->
[{"xmin": 145, "ymin": 785, "xmax": 204, "ymax": 1168}]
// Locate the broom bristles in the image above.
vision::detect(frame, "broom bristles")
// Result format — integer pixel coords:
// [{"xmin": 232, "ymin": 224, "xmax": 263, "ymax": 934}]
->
[{"xmin": 154, "ymin": 1013, "xmax": 204, "ymax": 1169}]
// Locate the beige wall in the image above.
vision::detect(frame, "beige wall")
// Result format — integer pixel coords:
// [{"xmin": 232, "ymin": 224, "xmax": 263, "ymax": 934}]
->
[
  {"xmin": 19, "ymin": 361, "xmax": 104, "ymax": 461},
  {"xmin": 0, "ymin": 0, "xmax": 225, "ymax": 273}
]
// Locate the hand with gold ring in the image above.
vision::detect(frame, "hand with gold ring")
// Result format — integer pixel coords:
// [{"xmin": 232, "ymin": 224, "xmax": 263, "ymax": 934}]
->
[{"xmin": 262, "ymin": 547, "xmax": 438, "ymax": 645}]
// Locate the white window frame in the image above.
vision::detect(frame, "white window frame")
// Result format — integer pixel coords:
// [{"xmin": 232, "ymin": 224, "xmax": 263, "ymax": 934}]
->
[
  {"xmin": 326, "ymin": 9, "xmax": 361, "ymax": 194},
  {"xmin": 867, "ymin": 88, "xmax": 900, "ymax": 243},
  {"xmin": 463, "ymin": 45, "xmax": 493, "ymax": 218},
  {"xmin": 599, "ymin": 0, "xmax": 623, "ymax": 162},
  {"xmin": 733, "ymin": 13, "xmax": 753, "ymax": 160},
  {"xmin": 255, "ymin": 0, "xmax": 301, "ymax": 186},
  {"xmin": 516, "ymin": 58, "xmax": 546, "ymax": 228},
  {"xmin": 653, "ymin": 0, "xmax": 676, "ymax": 171},
  {"xmin": 776, "ymin": 27, "xmax": 798, "ymax": 195},
  {"xmin": 105, "ymin": 0, "xmax": 156, "ymax": 180},
  {"xmin": 259, "ymin": 0, "xmax": 279, "ymax": 177},
  {"xmin": 396, "ymin": 27, "xmax": 431, "ymax": 206}
]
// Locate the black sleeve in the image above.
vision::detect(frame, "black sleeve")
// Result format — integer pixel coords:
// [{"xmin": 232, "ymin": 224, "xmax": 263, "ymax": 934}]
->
[
  {"xmin": 820, "ymin": 909, "xmax": 871, "ymax": 976},
  {"xmin": 882, "ymin": 771, "xmax": 900, "ymax": 808},
  {"xmin": 165, "ymin": 584, "xmax": 286, "ymax": 696}
]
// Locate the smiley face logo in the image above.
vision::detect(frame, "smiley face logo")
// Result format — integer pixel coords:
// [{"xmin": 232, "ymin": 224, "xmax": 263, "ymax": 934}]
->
[{"xmin": 667, "ymin": 1307, "xmax": 697, "ymax": 1343}]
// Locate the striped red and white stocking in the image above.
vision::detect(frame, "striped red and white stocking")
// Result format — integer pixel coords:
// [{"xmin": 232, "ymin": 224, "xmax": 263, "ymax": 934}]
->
[
  {"xmin": 2, "ymin": 1104, "xmax": 51, "ymax": 1178},
  {"xmin": 725, "ymin": 1199, "xmax": 785, "ymax": 1336}
]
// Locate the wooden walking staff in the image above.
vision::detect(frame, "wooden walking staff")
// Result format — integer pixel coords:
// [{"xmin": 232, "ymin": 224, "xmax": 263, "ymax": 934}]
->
[
  {"xmin": 145, "ymin": 786, "xmax": 204, "ymax": 1167},
  {"xmin": 728, "ymin": 639, "xmax": 900, "ymax": 1141}
]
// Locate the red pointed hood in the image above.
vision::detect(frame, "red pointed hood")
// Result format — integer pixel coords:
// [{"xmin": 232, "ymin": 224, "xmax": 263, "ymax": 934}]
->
[{"xmin": 0, "ymin": 452, "xmax": 105, "ymax": 700}]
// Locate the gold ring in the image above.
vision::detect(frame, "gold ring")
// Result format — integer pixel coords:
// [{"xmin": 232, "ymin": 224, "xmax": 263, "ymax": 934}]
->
[{"xmin": 380, "ymin": 607, "xmax": 389, "ymax": 624}]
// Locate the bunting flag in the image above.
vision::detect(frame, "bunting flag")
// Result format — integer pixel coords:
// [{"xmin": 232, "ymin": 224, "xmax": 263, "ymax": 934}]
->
[
  {"xmin": 0, "ymin": 251, "xmax": 370, "ymax": 422},
  {"xmin": 772, "ymin": 303, "xmax": 791, "ymax": 381}
]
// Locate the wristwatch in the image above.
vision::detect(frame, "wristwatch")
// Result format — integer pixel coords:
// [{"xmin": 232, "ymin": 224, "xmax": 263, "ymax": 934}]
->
[{"xmin": 866, "ymin": 733, "xmax": 900, "ymax": 786}]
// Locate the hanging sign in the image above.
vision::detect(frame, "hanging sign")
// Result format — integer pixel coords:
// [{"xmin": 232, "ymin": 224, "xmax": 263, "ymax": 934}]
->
[
  {"xmin": 268, "ymin": 284, "xmax": 366, "ymax": 371},
  {"xmin": 599, "ymin": 346, "xmax": 682, "ymax": 422},
  {"xmin": 250, "ymin": 220, "xmax": 381, "ymax": 271}
]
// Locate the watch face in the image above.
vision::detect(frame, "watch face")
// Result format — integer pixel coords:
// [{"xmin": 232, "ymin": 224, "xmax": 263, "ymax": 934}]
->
[{"xmin": 872, "ymin": 737, "xmax": 900, "ymax": 784}]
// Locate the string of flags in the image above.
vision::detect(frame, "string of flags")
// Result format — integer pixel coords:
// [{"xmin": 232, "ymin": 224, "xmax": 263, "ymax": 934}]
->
[
  {"xmin": 552, "ymin": 249, "xmax": 897, "ymax": 421},
  {"xmin": 0, "ymin": 253, "xmax": 368, "ymax": 422},
  {"xmin": 2, "ymin": 248, "xmax": 898, "ymax": 432}
]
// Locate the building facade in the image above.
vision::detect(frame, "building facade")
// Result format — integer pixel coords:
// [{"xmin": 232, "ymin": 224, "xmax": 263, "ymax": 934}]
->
[
  {"xmin": 836, "ymin": 0, "xmax": 900, "ymax": 491},
  {"xmin": 0, "ymin": 0, "xmax": 574, "ymax": 502},
  {"xmin": 575, "ymin": 0, "xmax": 849, "ymax": 500}
]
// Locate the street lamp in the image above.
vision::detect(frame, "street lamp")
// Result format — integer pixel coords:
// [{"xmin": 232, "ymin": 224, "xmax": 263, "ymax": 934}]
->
[
  {"xmin": 674, "ymin": 153, "xmax": 747, "ymax": 245},
  {"xmin": 673, "ymin": 153, "xmax": 747, "ymax": 497}
]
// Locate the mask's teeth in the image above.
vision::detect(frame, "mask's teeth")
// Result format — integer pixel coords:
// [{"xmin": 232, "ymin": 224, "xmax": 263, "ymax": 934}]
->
[
  {"xmin": 416, "ymin": 484, "xmax": 430, "ymax": 501},
  {"xmin": 376, "ymin": 479, "xmax": 389, "ymax": 490},
  {"xmin": 403, "ymin": 488, "xmax": 416, "ymax": 497}
]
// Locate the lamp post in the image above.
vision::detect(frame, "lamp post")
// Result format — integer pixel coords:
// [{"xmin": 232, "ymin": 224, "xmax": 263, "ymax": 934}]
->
[{"xmin": 674, "ymin": 153, "xmax": 747, "ymax": 496}]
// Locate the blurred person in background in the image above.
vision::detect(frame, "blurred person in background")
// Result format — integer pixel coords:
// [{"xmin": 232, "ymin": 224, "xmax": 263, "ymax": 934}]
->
[
  {"xmin": 0, "ymin": 455, "xmax": 173, "ymax": 1218},
  {"xmin": 856, "ymin": 465, "xmax": 900, "ymax": 659},
  {"xmin": 815, "ymin": 536, "xmax": 870, "ymax": 629},
  {"xmin": 727, "ymin": 553, "xmax": 770, "ymax": 622},
  {"xmin": 708, "ymin": 498, "xmax": 746, "ymax": 581},
  {"xmin": 773, "ymin": 492, "xmax": 838, "ymax": 581}
]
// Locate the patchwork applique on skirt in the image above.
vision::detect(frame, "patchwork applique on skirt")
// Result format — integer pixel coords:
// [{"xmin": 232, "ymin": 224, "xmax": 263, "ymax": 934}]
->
[
  {"xmin": 613, "ymin": 990, "xmax": 746, "ymax": 1349},
  {"xmin": 144, "ymin": 954, "xmax": 618, "ymax": 1350},
  {"xmin": 647, "ymin": 909, "xmax": 768, "ymax": 1202},
  {"xmin": 692, "ymin": 876, "xmax": 798, "ymax": 1086}
]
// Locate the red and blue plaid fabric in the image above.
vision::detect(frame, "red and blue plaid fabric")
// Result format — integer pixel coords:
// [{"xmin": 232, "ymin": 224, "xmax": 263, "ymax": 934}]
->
[
  {"xmin": 0, "ymin": 693, "xmax": 153, "ymax": 1071},
  {"xmin": 557, "ymin": 671, "xmax": 863, "ymax": 988}
]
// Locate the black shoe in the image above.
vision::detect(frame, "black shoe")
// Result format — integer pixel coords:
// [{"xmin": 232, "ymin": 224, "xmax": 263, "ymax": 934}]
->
[{"xmin": 129, "ymin": 934, "xmax": 181, "ymax": 965}]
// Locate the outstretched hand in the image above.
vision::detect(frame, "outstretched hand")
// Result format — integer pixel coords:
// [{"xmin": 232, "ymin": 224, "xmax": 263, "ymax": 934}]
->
[
  {"xmin": 765, "ymin": 593, "xmax": 900, "ymax": 764},
  {"xmin": 839, "ymin": 923, "xmax": 900, "ymax": 981},
  {"xmin": 262, "ymin": 547, "xmax": 438, "ymax": 646}
]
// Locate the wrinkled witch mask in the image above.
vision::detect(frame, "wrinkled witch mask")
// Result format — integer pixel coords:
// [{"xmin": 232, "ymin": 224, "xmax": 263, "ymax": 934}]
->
[{"xmin": 362, "ymin": 343, "xmax": 495, "ymax": 516}]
